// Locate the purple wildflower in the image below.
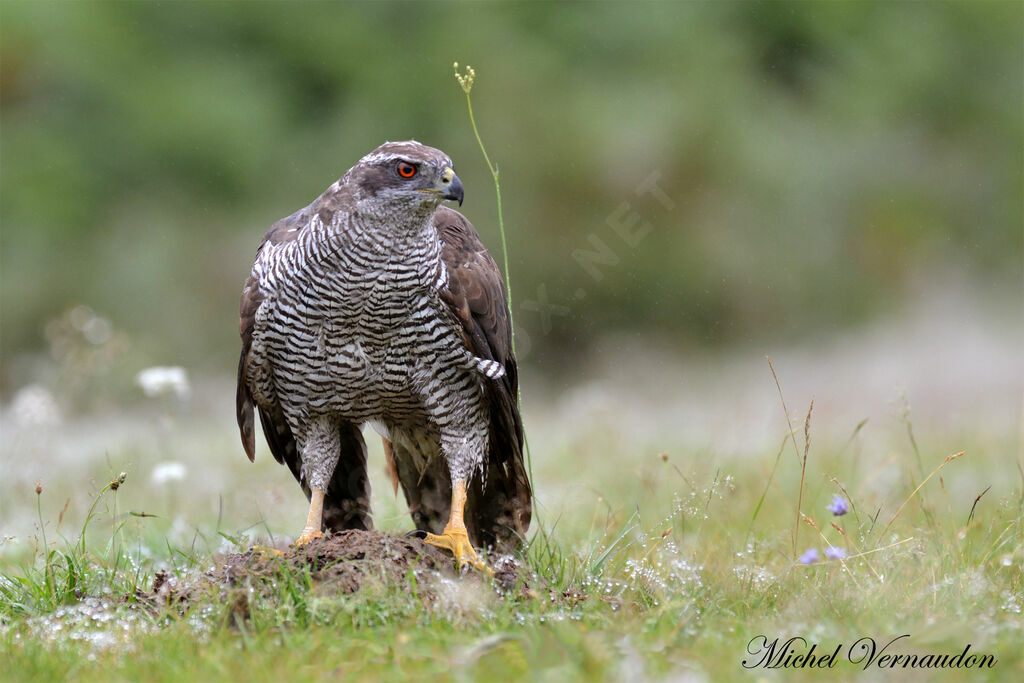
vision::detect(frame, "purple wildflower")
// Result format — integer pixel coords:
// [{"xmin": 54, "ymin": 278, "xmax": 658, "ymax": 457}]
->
[
  {"xmin": 799, "ymin": 548, "xmax": 819, "ymax": 565},
  {"xmin": 827, "ymin": 495, "xmax": 849, "ymax": 516},
  {"xmin": 825, "ymin": 546, "xmax": 846, "ymax": 560}
]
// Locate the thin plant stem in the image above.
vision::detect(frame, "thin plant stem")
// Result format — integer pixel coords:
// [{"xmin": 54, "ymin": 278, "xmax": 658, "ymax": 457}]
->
[
  {"xmin": 766, "ymin": 356, "xmax": 805, "ymax": 556},
  {"xmin": 876, "ymin": 451, "xmax": 965, "ymax": 545},
  {"xmin": 454, "ymin": 63, "xmax": 534, "ymax": 496},
  {"xmin": 35, "ymin": 484, "xmax": 53, "ymax": 605},
  {"xmin": 454, "ymin": 64, "xmax": 514, "ymax": 340},
  {"xmin": 794, "ymin": 399, "xmax": 813, "ymax": 559}
]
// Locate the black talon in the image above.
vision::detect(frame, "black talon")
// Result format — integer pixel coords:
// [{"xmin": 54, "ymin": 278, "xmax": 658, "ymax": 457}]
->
[{"xmin": 405, "ymin": 529, "xmax": 428, "ymax": 539}]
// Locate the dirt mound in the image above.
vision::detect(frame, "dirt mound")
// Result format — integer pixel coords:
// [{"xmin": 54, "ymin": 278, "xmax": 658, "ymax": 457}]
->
[
  {"xmin": 139, "ymin": 529, "xmax": 530, "ymax": 613},
  {"xmin": 217, "ymin": 529, "xmax": 456, "ymax": 594}
]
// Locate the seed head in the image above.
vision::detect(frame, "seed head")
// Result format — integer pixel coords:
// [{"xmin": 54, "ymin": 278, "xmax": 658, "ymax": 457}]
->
[{"xmin": 454, "ymin": 62, "xmax": 476, "ymax": 94}]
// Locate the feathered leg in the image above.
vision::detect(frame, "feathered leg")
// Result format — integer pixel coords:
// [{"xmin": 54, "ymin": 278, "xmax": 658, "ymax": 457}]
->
[
  {"xmin": 293, "ymin": 416, "xmax": 340, "ymax": 546},
  {"xmin": 257, "ymin": 411, "xmax": 372, "ymax": 543},
  {"xmin": 298, "ymin": 422, "xmax": 372, "ymax": 543}
]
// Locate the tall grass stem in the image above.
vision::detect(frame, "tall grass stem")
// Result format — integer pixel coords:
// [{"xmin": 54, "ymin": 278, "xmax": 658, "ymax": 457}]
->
[{"xmin": 454, "ymin": 63, "xmax": 535, "ymax": 501}]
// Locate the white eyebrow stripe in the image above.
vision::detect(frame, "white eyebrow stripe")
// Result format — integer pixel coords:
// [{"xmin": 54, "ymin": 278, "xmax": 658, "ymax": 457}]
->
[{"xmin": 358, "ymin": 152, "xmax": 404, "ymax": 165}]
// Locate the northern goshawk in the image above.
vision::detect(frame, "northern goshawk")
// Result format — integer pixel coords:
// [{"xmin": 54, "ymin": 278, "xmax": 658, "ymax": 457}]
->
[{"xmin": 235, "ymin": 141, "xmax": 531, "ymax": 571}]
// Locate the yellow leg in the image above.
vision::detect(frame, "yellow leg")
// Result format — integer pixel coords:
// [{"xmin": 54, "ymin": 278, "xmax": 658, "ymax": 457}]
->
[
  {"xmin": 423, "ymin": 479, "xmax": 493, "ymax": 575},
  {"xmin": 295, "ymin": 486, "xmax": 326, "ymax": 546}
]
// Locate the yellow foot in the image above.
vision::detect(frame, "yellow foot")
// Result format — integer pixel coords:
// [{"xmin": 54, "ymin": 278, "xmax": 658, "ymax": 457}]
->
[
  {"xmin": 250, "ymin": 544, "xmax": 285, "ymax": 559},
  {"xmin": 294, "ymin": 527, "xmax": 324, "ymax": 547},
  {"xmin": 424, "ymin": 527, "xmax": 493, "ymax": 576}
]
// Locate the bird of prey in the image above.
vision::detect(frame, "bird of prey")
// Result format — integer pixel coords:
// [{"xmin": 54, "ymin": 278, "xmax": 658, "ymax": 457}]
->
[{"xmin": 235, "ymin": 141, "xmax": 531, "ymax": 571}]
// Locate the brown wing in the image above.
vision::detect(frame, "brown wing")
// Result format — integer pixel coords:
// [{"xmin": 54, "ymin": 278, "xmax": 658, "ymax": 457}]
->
[{"xmin": 435, "ymin": 205, "xmax": 532, "ymax": 549}]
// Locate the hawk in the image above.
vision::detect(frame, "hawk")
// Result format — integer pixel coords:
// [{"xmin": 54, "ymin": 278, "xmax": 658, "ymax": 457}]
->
[{"xmin": 235, "ymin": 141, "xmax": 531, "ymax": 571}]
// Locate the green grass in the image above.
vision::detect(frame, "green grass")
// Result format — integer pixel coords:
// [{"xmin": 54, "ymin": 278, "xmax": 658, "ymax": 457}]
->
[{"xmin": 1, "ymin": 413, "xmax": 1021, "ymax": 681}]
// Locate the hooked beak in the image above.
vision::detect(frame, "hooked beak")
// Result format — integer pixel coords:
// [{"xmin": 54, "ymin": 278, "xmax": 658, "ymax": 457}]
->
[{"xmin": 440, "ymin": 166, "xmax": 464, "ymax": 206}]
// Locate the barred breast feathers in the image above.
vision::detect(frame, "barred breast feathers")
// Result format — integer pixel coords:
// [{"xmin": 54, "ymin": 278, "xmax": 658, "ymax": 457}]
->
[{"xmin": 246, "ymin": 192, "xmax": 501, "ymax": 420}]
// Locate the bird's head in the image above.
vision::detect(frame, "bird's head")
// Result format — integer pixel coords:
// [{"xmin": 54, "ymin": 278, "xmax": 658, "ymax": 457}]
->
[{"xmin": 344, "ymin": 141, "xmax": 463, "ymax": 217}]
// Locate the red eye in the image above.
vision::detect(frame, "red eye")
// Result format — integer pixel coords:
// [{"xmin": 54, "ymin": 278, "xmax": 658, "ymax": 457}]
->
[{"xmin": 397, "ymin": 162, "xmax": 417, "ymax": 178}]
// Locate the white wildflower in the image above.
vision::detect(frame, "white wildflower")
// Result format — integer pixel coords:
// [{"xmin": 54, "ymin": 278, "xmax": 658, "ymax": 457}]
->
[
  {"xmin": 150, "ymin": 461, "xmax": 187, "ymax": 485},
  {"xmin": 135, "ymin": 366, "xmax": 190, "ymax": 400},
  {"xmin": 10, "ymin": 383, "xmax": 62, "ymax": 428}
]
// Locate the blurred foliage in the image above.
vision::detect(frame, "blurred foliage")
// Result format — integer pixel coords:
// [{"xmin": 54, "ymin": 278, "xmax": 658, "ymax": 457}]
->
[{"xmin": 1, "ymin": 1, "xmax": 1021, "ymax": 393}]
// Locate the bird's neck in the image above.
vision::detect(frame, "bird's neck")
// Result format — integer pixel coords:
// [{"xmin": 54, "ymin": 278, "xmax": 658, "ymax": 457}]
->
[{"xmin": 316, "ymin": 205, "xmax": 443, "ymax": 280}]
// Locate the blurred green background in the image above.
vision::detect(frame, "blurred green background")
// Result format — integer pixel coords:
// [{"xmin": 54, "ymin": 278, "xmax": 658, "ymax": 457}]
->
[{"xmin": 1, "ymin": 1, "xmax": 1021, "ymax": 402}]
